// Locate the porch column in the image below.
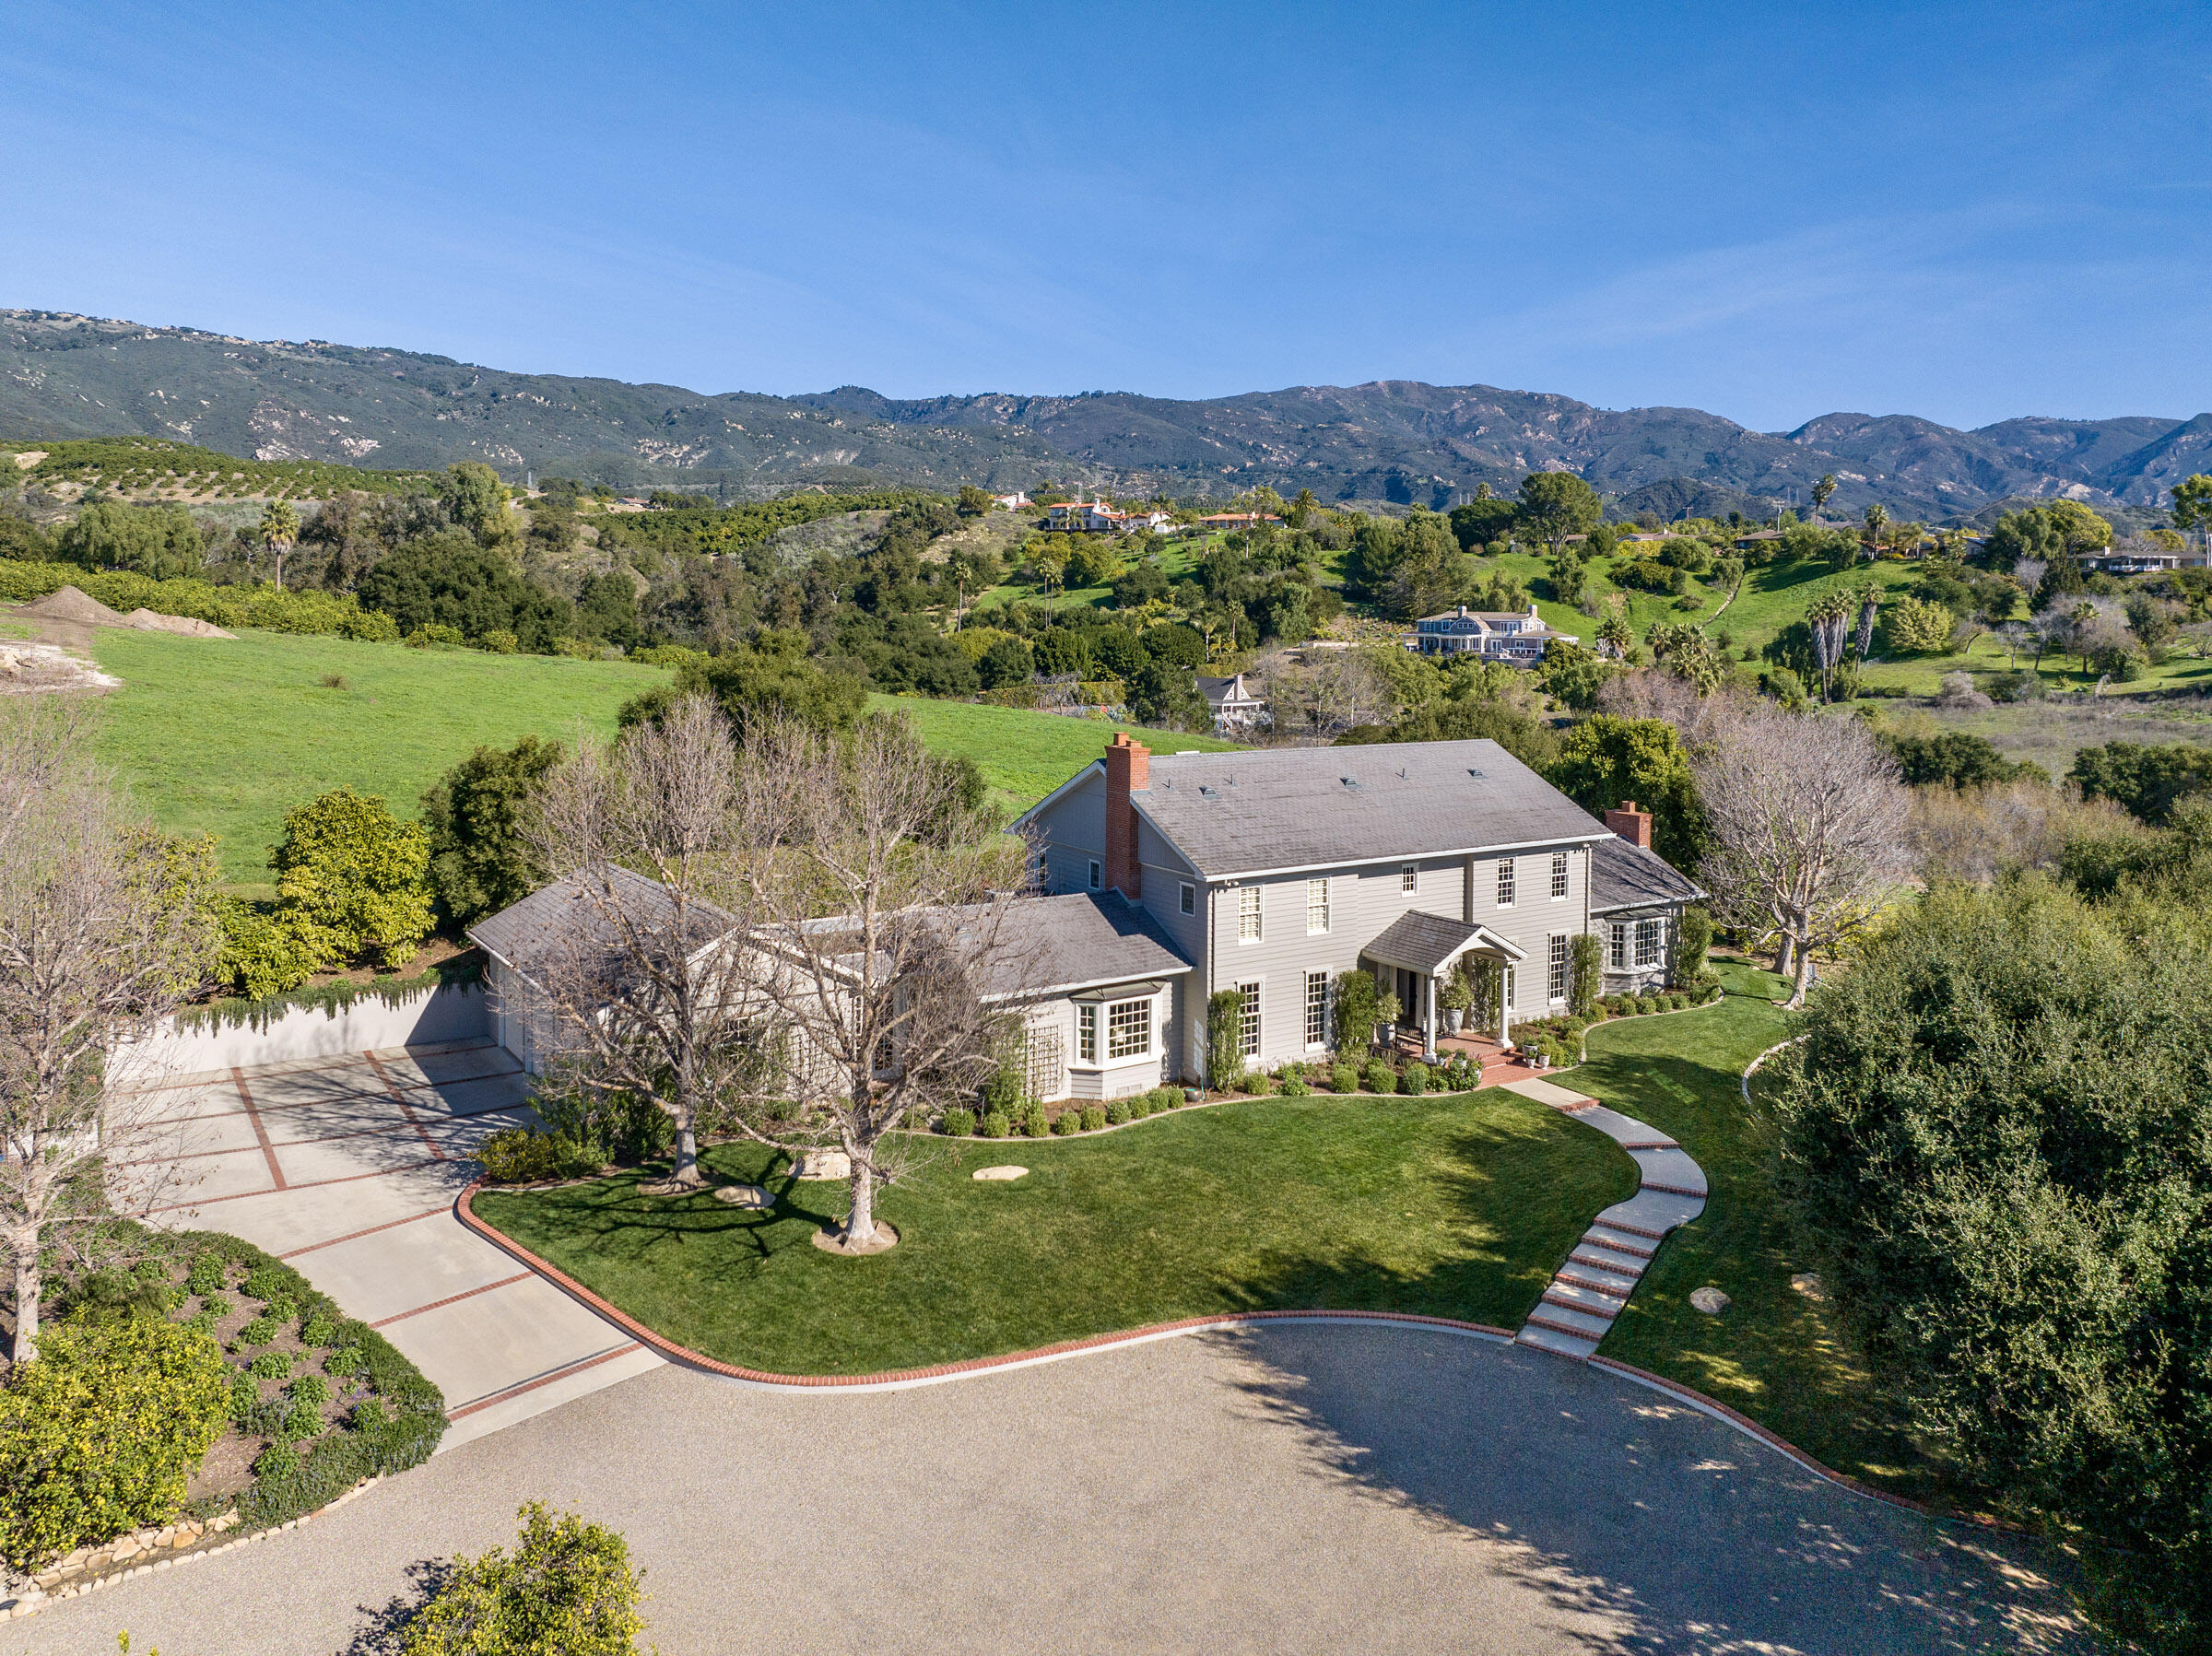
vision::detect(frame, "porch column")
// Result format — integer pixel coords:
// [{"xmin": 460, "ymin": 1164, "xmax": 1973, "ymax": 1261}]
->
[
  {"xmin": 1423, "ymin": 973, "xmax": 1436, "ymax": 1060},
  {"xmin": 1497, "ymin": 963, "xmax": 1511, "ymax": 1048}
]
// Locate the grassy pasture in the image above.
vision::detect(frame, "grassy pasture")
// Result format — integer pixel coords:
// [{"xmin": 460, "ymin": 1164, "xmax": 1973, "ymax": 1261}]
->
[{"xmin": 868, "ymin": 694, "xmax": 1240, "ymax": 811}]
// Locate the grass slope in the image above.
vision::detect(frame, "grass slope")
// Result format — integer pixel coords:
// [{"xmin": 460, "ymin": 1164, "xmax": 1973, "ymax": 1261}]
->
[
  {"xmin": 1583, "ymin": 960, "xmax": 1937, "ymax": 1501},
  {"xmin": 868, "ymin": 694, "xmax": 1240, "ymax": 811},
  {"xmin": 80, "ymin": 628, "xmax": 669, "ymax": 886},
  {"xmin": 473, "ymin": 1088, "xmax": 1636, "ymax": 1377}
]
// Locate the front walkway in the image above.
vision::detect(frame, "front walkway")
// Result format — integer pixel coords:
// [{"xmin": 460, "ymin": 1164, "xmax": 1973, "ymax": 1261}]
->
[
  {"xmin": 135, "ymin": 1039, "xmax": 661, "ymax": 1449},
  {"xmin": 1503, "ymin": 1075, "xmax": 1709, "ymax": 1359}
]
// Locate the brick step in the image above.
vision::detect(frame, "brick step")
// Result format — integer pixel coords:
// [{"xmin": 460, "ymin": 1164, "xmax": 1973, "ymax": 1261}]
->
[
  {"xmin": 1524, "ymin": 1304, "xmax": 1614, "ymax": 1341},
  {"xmin": 1574, "ymin": 1247, "xmax": 1645, "ymax": 1282},
  {"xmin": 1514, "ymin": 1322, "xmax": 1599, "ymax": 1359},
  {"xmin": 1641, "ymin": 1180, "xmax": 1709, "ymax": 1199},
  {"xmin": 1543, "ymin": 1280, "xmax": 1625, "ymax": 1318},
  {"xmin": 1591, "ymin": 1214, "xmax": 1667, "ymax": 1241},
  {"xmin": 1621, "ymin": 1139, "xmax": 1679, "ymax": 1151},
  {"xmin": 1555, "ymin": 1269, "xmax": 1634, "ymax": 1299}
]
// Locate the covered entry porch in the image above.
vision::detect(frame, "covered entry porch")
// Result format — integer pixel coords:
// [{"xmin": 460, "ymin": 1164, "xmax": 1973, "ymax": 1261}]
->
[{"xmin": 1359, "ymin": 911, "xmax": 1526, "ymax": 1062}]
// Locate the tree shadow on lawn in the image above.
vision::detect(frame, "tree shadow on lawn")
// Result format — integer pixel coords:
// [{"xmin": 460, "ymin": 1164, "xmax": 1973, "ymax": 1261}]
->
[
  {"xmin": 1202, "ymin": 1320, "xmax": 2095, "ymax": 1656},
  {"xmin": 474, "ymin": 1101, "xmax": 1634, "ymax": 1375}
]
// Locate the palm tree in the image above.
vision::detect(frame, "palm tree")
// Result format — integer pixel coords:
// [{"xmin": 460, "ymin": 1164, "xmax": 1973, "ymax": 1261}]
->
[
  {"xmin": 1862, "ymin": 503, "xmax": 1888, "ymax": 561},
  {"xmin": 259, "ymin": 499, "xmax": 300, "ymax": 591},
  {"xmin": 1810, "ymin": 475, "xmax": 1838, "ymax": 520}
]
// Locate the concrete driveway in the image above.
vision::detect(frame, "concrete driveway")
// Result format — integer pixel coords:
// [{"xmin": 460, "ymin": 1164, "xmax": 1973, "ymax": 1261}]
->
[
  {"xmin": 139, "ymin": 1039, "xmax": 661, "ymax": 1449},
  {"xmin": 6, "ymin": 1322, "xmax": 2089, "ymax": 1655}
]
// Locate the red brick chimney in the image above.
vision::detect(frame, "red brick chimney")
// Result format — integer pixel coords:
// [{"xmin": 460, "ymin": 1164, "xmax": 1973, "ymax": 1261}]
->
[
  {"xmin": 1103, "ymin": 734, "xmax": 1149, "ymax": 900},
  {"xmin": 1605, "ymin": 800, "xmax": 1653, "ymax": 850}
]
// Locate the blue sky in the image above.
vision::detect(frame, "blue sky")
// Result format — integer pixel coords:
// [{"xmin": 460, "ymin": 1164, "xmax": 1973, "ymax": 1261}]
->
[{"xmin": 5, "ymin": 1, "xmax": 2208, "ymax": 431}]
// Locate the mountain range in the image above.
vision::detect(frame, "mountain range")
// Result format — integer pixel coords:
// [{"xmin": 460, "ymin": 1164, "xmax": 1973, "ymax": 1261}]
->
[{"xmin": 6, "ymin": 308, "xmax": 2206, "ymax": 523}]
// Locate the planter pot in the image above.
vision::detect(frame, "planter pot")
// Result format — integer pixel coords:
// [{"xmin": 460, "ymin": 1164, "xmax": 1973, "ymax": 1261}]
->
[{"xmin": 1443, "ymin": 1006, "xmax": 1465, "ymax": 1034}]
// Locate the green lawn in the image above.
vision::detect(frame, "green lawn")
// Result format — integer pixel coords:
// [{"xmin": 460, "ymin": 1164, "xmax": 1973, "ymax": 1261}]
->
[
  {"xmin": 75, "ymin": 628, "xmax": 670, "ymax": 887},
  {"xmin": 1584, "ymin": 960, "xmax": 1940, "ymax": 1502},
  {"xmin": 471, "ymin": 1087, "xmax": 1636, "ymax": 1377},
  {"xmin": 868, "ymin": 694, "xmax": 1241, "ymax": 812}
]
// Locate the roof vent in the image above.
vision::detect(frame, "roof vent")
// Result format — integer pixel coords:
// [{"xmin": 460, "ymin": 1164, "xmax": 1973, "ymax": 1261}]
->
[
  {"xmin": 1398, "ymin": 768, "xmax": 1407, "ymax": 780},
  {"xmin": 1339, "ymin": 777, "xmax": 1360, "ymax": 789},
  {"xmin": 1467, "ymin": 768, "xmax": 1488, "ymax": 780},
  {"xmin": 1199, "ymin": 785, "xmax": 1218, "ymax": 799}
]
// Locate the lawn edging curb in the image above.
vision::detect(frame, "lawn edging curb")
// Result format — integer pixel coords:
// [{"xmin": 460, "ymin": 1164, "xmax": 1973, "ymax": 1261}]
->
[{"xmin": 455, "ymin": 1180, "xmax": 2007, "ymax": 1534}]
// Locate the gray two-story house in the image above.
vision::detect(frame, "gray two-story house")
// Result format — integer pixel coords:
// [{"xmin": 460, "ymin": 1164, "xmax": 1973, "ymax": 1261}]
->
[{"xmin": 1014, "ymin": 734, "xmax": 1700, "ymax": 1086}]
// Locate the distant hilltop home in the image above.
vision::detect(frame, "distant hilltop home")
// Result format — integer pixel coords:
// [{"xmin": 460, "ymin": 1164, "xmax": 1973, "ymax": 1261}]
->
[
  {"xmin": 1194, "ymin": 671, "xmax": 1268, "ymax": 733},
  {"xmin": 992, "ymin": 490, "xmax": 1032, "ymax": 510},
  {"xmin": 1196, "ymin": 511, "xmax": 1284, "ymax": 533},
  {"xmin": 1014, "ymin": 734, "xmax": 1702, "ymax": 1088},
  {"xmin": 1411, "ymin": 604, "xmax": 1578, "ymax": 664},
  {"xmin": 1043, "ymin": 496, "xmax": 1176, "ymax": 534}
]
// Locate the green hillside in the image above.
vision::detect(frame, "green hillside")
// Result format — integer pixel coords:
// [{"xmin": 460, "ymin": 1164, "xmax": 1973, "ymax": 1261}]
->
[
  {"xmin": 867, "ymin": 694, "xmax": 1239, "ymax": 811},
  {"xmin": 5, "ymin": 436, "xmax": 432, "ymax": 501},
  {"xmin": 76, "ymin": 628, "xmax": 669, "ymax": 887}
]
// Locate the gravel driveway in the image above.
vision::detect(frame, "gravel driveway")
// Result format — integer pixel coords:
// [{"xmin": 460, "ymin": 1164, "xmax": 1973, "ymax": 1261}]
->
[{"xmin": 6, "ymin": 1321, "xmax": 2089, "ymax": 1655}]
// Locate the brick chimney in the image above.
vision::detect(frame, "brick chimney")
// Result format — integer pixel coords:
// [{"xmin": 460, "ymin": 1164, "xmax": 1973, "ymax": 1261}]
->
[
  {"xmin": 1103, "ymin": 734, "xmax": 1149, "ymax": 900},
  {"xmin": 1605, "ymin": 800, "xmax": 1653, "ymax": 850}
]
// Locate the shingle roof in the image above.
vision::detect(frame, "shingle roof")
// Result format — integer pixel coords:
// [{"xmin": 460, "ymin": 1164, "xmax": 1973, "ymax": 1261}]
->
[
  {"xmin": 1589, "ymin": 834, "xmax": 1705, "ymax": 914},
  {"xmin": 467, "ymin": 865, "xmax": 735, "ymax": 980},
  {"xmin": 990, "ymin": 892, "xmax": 1194, "ymax": 997},
  {"xmin": 1360, "ymin": 910, "xmax": 1524, "ymax": 973},
  {"xmin": 1130, "ymin": 739, "xmax": 1607, "ymax": 878}
]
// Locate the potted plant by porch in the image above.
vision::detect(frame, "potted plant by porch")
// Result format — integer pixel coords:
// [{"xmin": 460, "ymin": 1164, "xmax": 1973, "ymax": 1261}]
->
[{"xmin": 1440, "ymin": 973, "xmax": 1472, "ymax": 1034}]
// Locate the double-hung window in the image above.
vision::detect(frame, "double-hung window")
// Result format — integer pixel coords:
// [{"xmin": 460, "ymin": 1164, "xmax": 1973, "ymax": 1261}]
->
[
  {"xmin": 1608, "ymin": 922, "xmax": 1628, "ymax": 970},
  {"xmin": 1550, "ymin": 851, "xmax": 1570, "ymax": 899},
  {"xmin": 1238, "ymin": 886, "xmax": 1262, "ymax": 944},
  {"xmin": 1087, "ymin": 859, "xmax": 1102, "ymax": 891},
  {"xmin": 1497, "ymin": 857, "xmax": 1516, "ymax": 908},
  {"xmin": 1077, "ymin": 1003, "xmax": 1099, "ymax": 1062},
  {"xmin": 1106, "ymin": 997, "xmax": 1152, "ymax": 1060},
  {"xmin": 1238, "ymin": 981, "xmax": 1263, "ymax": 1056},
  {"xmin": 1400, "ymin": 863, "xmax": 1418, "ymax": 894},
  {"xmin": 1635, "ymin": 918, "xmax": 1663, "ymax": 969},
  {"xmin": 1180, "ymin": 881, "xmax": 1196, "ymax": 917},
  {"xmin": 1547, "ymin": 934, "xmax": 1570, "ymax": 1004},
  {"xmin": 1306, "ymin": 877, "xmax": 1331, "ymax": 934},
  {"xmin": 1304, "ymin": 971, "xmax": 1329, "ymax": 1048}
]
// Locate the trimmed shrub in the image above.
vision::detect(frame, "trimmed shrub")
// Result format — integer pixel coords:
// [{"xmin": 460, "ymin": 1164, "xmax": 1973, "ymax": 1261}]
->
[
  {"xmin": 477, "ymin": 1128, "xmax": 598, "ymax": 1183},
  {"xmin": 1079, "ymin": 1105, "xmax": 1107, "ymax": 1132},
  {"xmin": 1050, "ymin": 1110, "xmax": 1079, "ymax": 1136},
  {"xmin": 1105, "ymin": 1099, "xmax": 1132, "ymax": 1126},
  {"xmin": 1443, "ymin": 1057, "xmax": 1476, "ymax": 1091},
  {"xmin": 395, "ymin": 1501, "xmax": 646, "ymax": 1656},
  {"xmin": 1400, "ymin": 1062, "xmax": 1430, "ymax": 1096},
  {"xmin": 0, "ymin": 1319, "xmax": 230, "ymax": 1570},
  {"xmin": 1635, "ymin": 994, "xmax": 1659, "ymax": 1016},
  {"xmin": 1277, "ymin": 1070, "xmax": 1312, "ymax": 1098},
  {"xmin": 980, "ymin": 1110, "xmax": 1011, "ymax": 1139},
  {"xmin": 1361, "ymin": 1057, "xmax": 1397, "ymax": 1096},
  {"xmin": 940, "ymin": 1107, "xmax": 976, "ymax": 1137},
  {"xmin": 1018, "ymin": 1104, "xmax": 1049, "ymax": 1138},
  {"xmin": 1330, "ymin": 1063, "xmax": 1359, "ymax": 1094},
  {"xmin": 1146, "ymin": 1086, "xmax": 1182, "ymax": 1113}
]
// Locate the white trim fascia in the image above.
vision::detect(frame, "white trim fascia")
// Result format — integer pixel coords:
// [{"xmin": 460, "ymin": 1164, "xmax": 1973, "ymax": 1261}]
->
[
  {"xmin": 1188, "ymin": 834, "xmax": 1608, "ymax": 886},
  {"xmin": 983, "ymin": 962, "xmax": 1194, "ymax": 1007}
]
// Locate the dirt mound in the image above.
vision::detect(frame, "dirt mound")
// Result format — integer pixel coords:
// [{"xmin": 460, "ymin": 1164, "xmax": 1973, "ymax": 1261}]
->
[
  {"xmin": 20, "ymin": 585, "xmax": 129, "ymax": 627},
  {"xmin": 125, "ymin": 608, "xmax": 235, "ymax": 639}
]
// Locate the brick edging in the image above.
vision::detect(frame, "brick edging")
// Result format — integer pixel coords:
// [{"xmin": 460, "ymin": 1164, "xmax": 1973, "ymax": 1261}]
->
[{"xmin": 456, "ymin": 1182, "xmax": 2006, "ymax": 1533}]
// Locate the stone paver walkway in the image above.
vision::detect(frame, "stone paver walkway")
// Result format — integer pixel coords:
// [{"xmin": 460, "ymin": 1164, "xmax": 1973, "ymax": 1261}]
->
[
  {"xmin": 1503, "ymin": 1075, "xmax": 1707, "ymax": 1360},
  {"xmin": 136, "ymin": 1039, "xmax": 662, "ymax": 1450}
]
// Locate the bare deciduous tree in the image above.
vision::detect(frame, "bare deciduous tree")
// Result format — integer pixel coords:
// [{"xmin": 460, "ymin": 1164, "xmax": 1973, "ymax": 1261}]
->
[
  {"xmin": 524, "ymin": 694, "xmax": 771, "ymax": 1192},
  {"xmin": 0, "ymin": 702, "xmax": 218, "ymax": 1363},
  {"xmin": 729, "ymin": 714, "xmax": 1032, "ymax": 1252},
  {"xmin": 1693, "ymin": 706, "xmax": 1912, "ymax": 1007},
  {"xmin": 1253, "ymin": 647, "xmax": 1392, "ymax": 742}
]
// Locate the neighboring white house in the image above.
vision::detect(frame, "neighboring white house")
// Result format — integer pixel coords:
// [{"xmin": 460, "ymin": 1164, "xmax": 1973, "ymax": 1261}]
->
[
  {"xmin": 1195, "ymin": 671, "xmax": 1268, "ymax": 733},
  {"xmin": 1044, "ymin": 497, "xmax": 1176, "ymax": 535},
  {"xmin": 1015, "ymin": 734, "xmax": 1704, "ymax": 1075},
  {"xmin": 992, "ymin": 491, "xmax": 1033, "ymax": 511},
  {"xmin": 1411, "ymin": 604, "xmax": 1579, "ymax": 664}
]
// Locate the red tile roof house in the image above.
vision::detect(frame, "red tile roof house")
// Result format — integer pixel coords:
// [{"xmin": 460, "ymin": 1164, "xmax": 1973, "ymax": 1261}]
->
[{"xmin": 1012, "ymin": 735, "xmax": 1702, "ymax": 1082}]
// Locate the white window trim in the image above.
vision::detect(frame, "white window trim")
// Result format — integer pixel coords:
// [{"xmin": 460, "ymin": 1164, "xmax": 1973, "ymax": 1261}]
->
[
  {"xmin": 1400, "ymin": 863, "xmax": 1418, "ymax": 893},
  {"xmin": 1547, "ymin": 934, "xmax": 1570, "ymax": 1004},
  {"xmin": 1608, "ymin": 922, "xmax": 1628, "ymax": 970},
  {"xmin": 1077, "ymin": 1002, "xmax": 1098, "ymax": 1062},
  {"xmin": 1497, "ymin": 857, "xmax": 1516, "ymax": 909},
  {"xmin": 1238, "ymin": 885, "xmax": 1263, "ymax": 945},
  {"xmin": 1550, "ymin": 850, "xmax": 1570, "ymax": 900},
  {"xmin": 1179, "ymin": 880, "xmax": 1196, "ymax": 917},
  {"xmin": 1634, "ymin": 917, "xmax": 1664, "ymax": 969},
  {"xmin": 1304, "ymin": 969, "xmax": 1329, "ymax": 1050},
  {"xmin": 1306, "ymin": 876, "xmax": 1331, "ymax": 935},
  {"xmin": 1236, "ymin": 978, "xmax": 1263, "ymax": 1057},
  {"xmin": 1088, "ymin": 858, "xmax": 1102, "ymax": 891},
  {"xmin": 1106, "ymin": 996, "xmax": 1153, "ymax": 1061}
]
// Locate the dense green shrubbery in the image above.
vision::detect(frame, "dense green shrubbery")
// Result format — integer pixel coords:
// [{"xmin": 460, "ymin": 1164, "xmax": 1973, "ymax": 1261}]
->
[
  {"xmin": 1050, "ymin": 1110, "xmax": 1079, "ymax": 1136},
  {"xmin": 1398, "ymin": 1062, "xmax": 1429, "ymax": 1096},
  {"xmin": 1360, "ymin": 1057, "xmax": 1396, "ymax": 1096},
  {"xmin": 1145, "ymin": 1086, "xmax": 1182, "ymax": 1113},
  {"xmin": 1775, "ymin": 880, "xmax": 2212, "ymax": 1650},
  {"xmin": 397, "ymin": 1501, "xmax": 647, "ymax": 1656},
  {"xmin": 1079, "ymin": 1105, "xmax": 1106, "ymax": 1132},
  {"xmin": 979, "ymin": 1110, "xmax": 1011, "ymax": 1139},
  {"xmin": 0, "ymin": 1319, "xmax": 230, "ymax": 1569},
  {"xmin": 940, "ymin": 1107, "xmax": 976, "ymax": 1137},
  {"xmin": 0, "ymin": 558, "xmax": 401, "ymax": 639},
  {"xmin": 1329, "ymin": 1063, "xmax": 1359, "ymax": 1094},
  {"xmin": 477, "ymin": 1128, "xmax": 601, "ymax": 1184}
]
